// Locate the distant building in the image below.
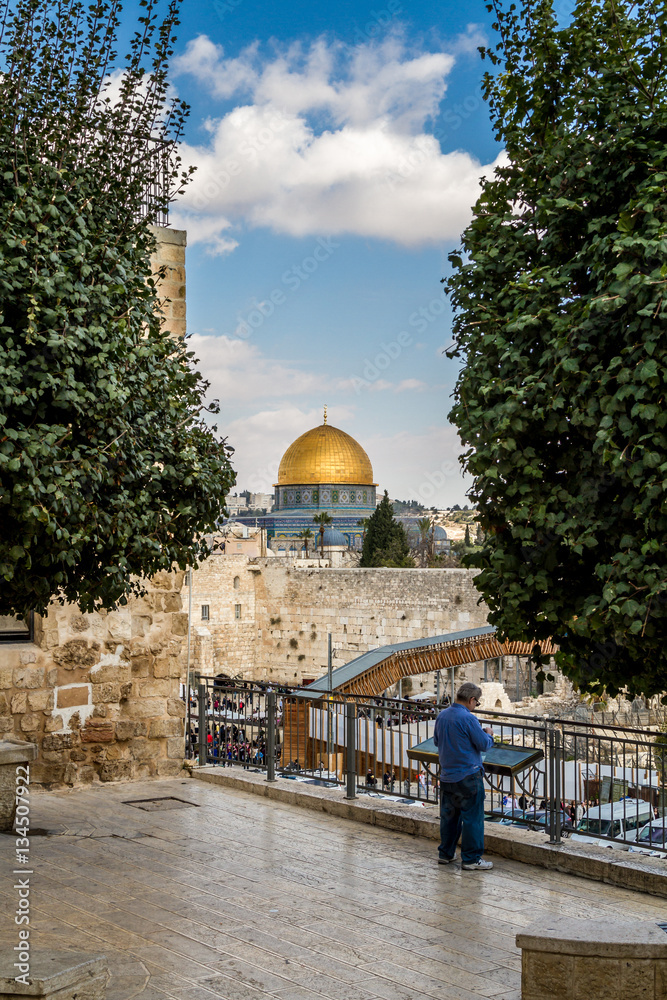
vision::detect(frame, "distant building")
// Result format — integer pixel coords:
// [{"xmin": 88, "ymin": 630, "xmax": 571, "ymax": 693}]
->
[{"xmin": 247, "ymin": 492, "xmax": 274, "ymax": 511}]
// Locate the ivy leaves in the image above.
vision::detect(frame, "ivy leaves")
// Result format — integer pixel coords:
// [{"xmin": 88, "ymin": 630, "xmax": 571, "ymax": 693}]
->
[{"xmin": 447, "ymin": 0, "xmax": 667, "ymax": 697}]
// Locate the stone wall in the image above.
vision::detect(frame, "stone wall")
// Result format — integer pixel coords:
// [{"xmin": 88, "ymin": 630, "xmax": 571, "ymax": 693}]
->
[
  {"xmin": 150, "ymin": 226, "xmax": 186, "ymax": 339},
  {"xmin": 0, "ymin": 573, "xmax": 187, "ymax": 787},
  {"xmin": 188, "ymin": 556, "xmax": 491, "ymax": 686}
]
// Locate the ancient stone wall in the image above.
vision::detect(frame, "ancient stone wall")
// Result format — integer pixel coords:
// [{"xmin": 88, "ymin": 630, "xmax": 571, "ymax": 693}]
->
[
  {"xmin": 150, "ymin": 226, "xmax": 187, "ymax": 338},
  {"xmin": 0, "ymin": 573, "xmax": 187, "ymax": 787},
  {"xmin": 189, "ymin": 555, "xmax": 490, "ymax": 686}
]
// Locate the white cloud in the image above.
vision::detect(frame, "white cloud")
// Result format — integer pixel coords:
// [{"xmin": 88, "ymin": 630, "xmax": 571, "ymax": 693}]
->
[
  {"xmin": 189, "ymin": 334, "xmax": 329, "ymax": 403},
  {"xmin": 191, "ymin": 334, "xmax": 434, "ymax": 402},
  {"xmin": 172, "ymin": 33, "xmax": 503, "ymax": 252},
  {"xmin": 368, "ymin": 425, "xmax": 470, "ymax": 506}
]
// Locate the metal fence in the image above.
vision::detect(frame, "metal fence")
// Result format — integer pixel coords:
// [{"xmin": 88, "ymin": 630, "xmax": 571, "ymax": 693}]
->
[{"xmin": 186, "ymin": 681, "xmax": 667, "ymax": 855}]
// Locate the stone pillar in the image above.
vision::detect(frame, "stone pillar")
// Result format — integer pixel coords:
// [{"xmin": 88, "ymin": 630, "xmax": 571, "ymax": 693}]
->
[
  {"xmin": 0, "ymin": 950, "xmax": 107, "ymax": 1000},
  {"xmin": 0, "ymin": 737, "xmax": 37, "ymax": 832},
  {"xmin": 517, "ymin": 917, "xmax": 667, "ymax": 999},
  {"xmin": 149, "ymin": 226, "xmax": 186, "ymax": 339}
]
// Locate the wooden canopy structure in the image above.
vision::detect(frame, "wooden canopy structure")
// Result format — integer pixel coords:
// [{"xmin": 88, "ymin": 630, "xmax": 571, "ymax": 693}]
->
[{"xmin": 300, "ymin": 626, "xmax": 557, "ymax": 699}]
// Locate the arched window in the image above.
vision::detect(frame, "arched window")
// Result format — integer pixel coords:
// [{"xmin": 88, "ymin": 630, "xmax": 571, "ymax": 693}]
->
[{"xmin": 233, "ymin": 576, "xmax": 240, "ymax": 590}]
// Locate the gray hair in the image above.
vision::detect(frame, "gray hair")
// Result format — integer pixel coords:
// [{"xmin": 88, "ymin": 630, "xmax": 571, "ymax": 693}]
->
[{"xmin": 457, "ymin": 682, "xmax": 482, "ymax": 704}]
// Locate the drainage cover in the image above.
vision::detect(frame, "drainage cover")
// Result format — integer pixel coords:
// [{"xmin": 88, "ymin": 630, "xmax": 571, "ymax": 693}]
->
[{"xmin": 123, "ymin": 797, "xmax": 199, "ymax": 811}]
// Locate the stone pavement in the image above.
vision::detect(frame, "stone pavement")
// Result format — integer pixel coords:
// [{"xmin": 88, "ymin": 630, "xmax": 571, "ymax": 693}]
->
[{"xmin": 1, "ymin": 777, "xmax": 665, "ymax": 1000}]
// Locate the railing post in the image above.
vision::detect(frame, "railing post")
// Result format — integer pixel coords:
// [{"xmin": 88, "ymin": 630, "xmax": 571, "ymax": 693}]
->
[
  {"xmin": 198, "ymin": 682, "xmax": 207, "ymax": 767},
  {"xmin": 266, "ymin": 691, "xmax": 276, "ymax": 782},
  {"xmin": 548, "ymin": 722, "xmax": 562, "ymax": 845},
  {"xmin": 553, "ymin": 727, "xmax": 562, "ymax": 844},
  {"xmin": 346, "ymin": 701, "xmax": 357, "ymax": 799}
]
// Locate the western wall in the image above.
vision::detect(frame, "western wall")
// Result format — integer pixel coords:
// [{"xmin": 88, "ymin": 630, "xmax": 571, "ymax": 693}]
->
[{"xmin": 188, "ymin": 553, "xmax": 493, "ymax": 690}]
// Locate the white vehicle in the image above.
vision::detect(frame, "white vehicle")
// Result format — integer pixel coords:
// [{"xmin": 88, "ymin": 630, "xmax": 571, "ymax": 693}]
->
[
  {"xmin": 628, "ymin": 819, "xmax": 667, "ymax": 859},
  {"xmin": 570, "ymin": 800, "xmax": 653, "ymax": 850}
]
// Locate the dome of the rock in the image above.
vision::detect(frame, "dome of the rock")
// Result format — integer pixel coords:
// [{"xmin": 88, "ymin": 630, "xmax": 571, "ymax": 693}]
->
[{"xmin": 276, "ymin": 422, "xmax": 375, "ymax": 486}]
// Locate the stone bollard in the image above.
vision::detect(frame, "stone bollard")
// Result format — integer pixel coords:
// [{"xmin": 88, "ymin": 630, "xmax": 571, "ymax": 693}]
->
[
  {"xmin": 0, "ymin": 737, "xmax": 38, "ymax": 833},
  {"xmin": 517, "ymin": 917, "xmax": 667, "ymax": 1000},
  {"xmin": 0, "ymin": 951, "xmax": 108, "ymax": 1000}
]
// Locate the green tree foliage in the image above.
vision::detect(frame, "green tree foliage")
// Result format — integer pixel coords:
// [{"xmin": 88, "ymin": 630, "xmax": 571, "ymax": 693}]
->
[
  {"xmin": 0, "ymin": 0, "xmax": 235, "ymax": 616},
  {"xmin": 360, "ymin": 491, "xmax": 413, "ymax": 567},
  {"xmin": 464, "ymin": 524, "xmax": 471, "ymax": 547},
  {"xmin": 446, "ymin": 0, "xmax": 667, "ymax": 696}
]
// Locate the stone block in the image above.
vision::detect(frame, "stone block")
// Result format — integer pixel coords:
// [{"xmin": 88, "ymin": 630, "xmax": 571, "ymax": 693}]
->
[
  {"xmin": 124, "ymin": 697, "xmax": 166, "ymax": 719},
  {"xmin": 53, "ymin": 639, "xmax": 101, "ymax": 669},
  {"xmin": 128, "ymin": 738, "xmax": 162, "ymax": 760},
  {"xmin": 573, "ymin": 957, "xmax": 654, "ymax": 999},
  {"xmin": 19, "ymin": 649, "xmax": 37, "ymax": 663},
  {"xmin": 152, "ymin": 657, "xmax": 171, "ymax": 678},
  {"xmin": 13, "ymin": 666, "xmax": 45, "ymax": 689},
  {"xmin": 0, "ymin": 718, "xmax": 12, "ymax": 734},
  {"xmin": 149, "ymin": 718, "xmax": 183, "ymax": 738},
  {"xmin": 27, "ymin": 690, "xmax": 54, "ymax": 712},
  {"xmin": 163, "ymin": 592, "xmax": 182, "ymax": 612},
  {"xmin": 167, "ymin": 698, "xmax": 186, "ymax": 718},
  {"xmin": 20, "ymin": 713, "xmax": 42, "ymax": 733},
  {"xmin": 522, "ymin": 951, "xmax": 573, "ymax": 999},
  {"xmin": 0, "ymin": 948, "xmax": 108, "ymax": 999},
  {"xmin": 170, "ymin": 613, "xmax": 189, "ymax": 636},
  {"xmin": 139, "ymin": 679, "xmax": 172, "ymax": 698},
  {"xmin": 69, "ymin": 614, "xmax": 90, "ymax": 633},
  {"xmin": 80, "ymin": 721, "xmax": 114, "ymax": 743},
  {"xmin": 29, "ymin": 761, "xmax": 66, "ymax": 786},
  {"xmin": 99, "ymin": 761, "xmax": 132, "ymax": 782},
  {"xmin": 166, "ymin": 737, "xmax": 184, "ymax": 759},
  {"xmin": 44, "ymin": 715, "xmax": 63, "ymax": 733},
  {"xmin": 114, "ymin": 719, "xmax": 148, "ymax": 741},
  {"xmin": 92, "ymin": 683, "xmax": 120, "ymax": 704},
  {"xmin": 55, "ymin": 685, "xmax": 90, "ymax": 709},
  {"xmin": 0, "ymin": 666, "xmax": 13, "ymax": 688},
  {"xmin": 43, "ymin": 732, "xmax": 78, "ymax": 751},
  {"xmin": 107, "ymin": 615, "xmax": 131, "ymax": 642},
  {"xmin": 0, "ymin": 694, "xmax": 9, "ymax": 716},
  {"xmin": 131, "ymin": 614, "xmax": 152, "ymax": 637},
  {"xmin": 156, "ymin": 758, "xmax": 184, "ymax": 777},
  {"xmin": 130, "ymin": 654, "xmax": 152, "ymax": 676}
]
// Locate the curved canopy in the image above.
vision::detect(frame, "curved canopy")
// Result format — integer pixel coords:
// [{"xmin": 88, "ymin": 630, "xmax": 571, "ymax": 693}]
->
[{"xmin": 300, "ymin": 626, "xmax": 557, "ymax": 698}]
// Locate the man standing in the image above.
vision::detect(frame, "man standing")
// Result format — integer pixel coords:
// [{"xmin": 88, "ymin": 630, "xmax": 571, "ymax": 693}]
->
[{"xmin": 433, "ymin": 682, "xmax": 494, "ymax": 871}]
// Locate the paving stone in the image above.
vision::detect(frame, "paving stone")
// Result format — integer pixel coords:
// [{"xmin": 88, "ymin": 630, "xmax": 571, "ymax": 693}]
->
[{"xmin": 0, "ymin": 777, "xmax": 664, "ymax": 1000}]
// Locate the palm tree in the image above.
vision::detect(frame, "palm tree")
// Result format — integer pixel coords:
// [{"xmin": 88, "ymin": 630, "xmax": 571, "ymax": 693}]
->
[
  {"xmin": 313, "ymin": 512, "xmax": 333, "ymax": 557},
  {"xmin": 417, "ymin": 516, "xmax": 432, "ymax": 567},
  {"xmin": 298, "ymin": 527, "xmax": 314, "ymax": 558}
]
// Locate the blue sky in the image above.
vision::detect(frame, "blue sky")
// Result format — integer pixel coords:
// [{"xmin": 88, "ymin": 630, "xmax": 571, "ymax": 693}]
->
[{"xmin": 167, "ymin": 0, "xmax": 507, "ymax": 506}]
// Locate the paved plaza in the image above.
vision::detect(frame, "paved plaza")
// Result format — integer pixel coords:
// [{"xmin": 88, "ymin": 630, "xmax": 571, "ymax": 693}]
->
[{"xmin": 1, "ymin": 777, "xmax": 666, "ymax": 1000}]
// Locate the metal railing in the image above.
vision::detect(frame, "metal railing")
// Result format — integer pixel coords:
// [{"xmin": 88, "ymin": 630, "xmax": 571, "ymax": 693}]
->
[{"xmin": 185, "ymin": 682, "xmax": 667, "ymax": 854}]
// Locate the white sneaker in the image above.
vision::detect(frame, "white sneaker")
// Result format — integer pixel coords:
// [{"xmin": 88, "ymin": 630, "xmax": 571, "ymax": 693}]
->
[{"xmin": 462, "ymin": 859, "xmax": 494, "ymax": 871}]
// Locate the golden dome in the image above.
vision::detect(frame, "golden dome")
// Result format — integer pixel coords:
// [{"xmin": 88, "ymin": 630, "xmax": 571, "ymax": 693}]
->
[{"xmin": 277, "ymin": 421, "xmax": 375, "ymax": 486}]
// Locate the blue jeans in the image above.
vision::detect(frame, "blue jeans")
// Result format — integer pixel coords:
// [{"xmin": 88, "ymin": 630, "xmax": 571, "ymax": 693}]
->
[{"xmin": 439, "ymin": 770, "xmax": 486, "ymax": 864}]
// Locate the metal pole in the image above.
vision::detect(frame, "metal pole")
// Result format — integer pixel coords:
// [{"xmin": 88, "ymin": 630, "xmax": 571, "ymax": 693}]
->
[
  {"xmin": 266, "ymin": 691, "xmax": 276, "ymax": 782},
  {"xmin": 346, "ymin": 701, "xmax": 356, "ymax": 799},
  {"xmin": 436, "ymin": 670, "xmax": 440, "ymax": 703},
  {"xmin": 198, "ymin": 682, "xmax": 207, "ymax": 767},
  {"xmin": 450, "ymin": 667, "xmax": 455, "ymax": 703},
  {"xmin": 554, "ymin": 727, "xmax": 562, "ymax": 844},
  {"xmin": 327, "ymin": 633, "xmax": 333, "ymax": 765},
  {"xmin": 185, "ymin": 569, "xmax": 192, "ymax": 756}
]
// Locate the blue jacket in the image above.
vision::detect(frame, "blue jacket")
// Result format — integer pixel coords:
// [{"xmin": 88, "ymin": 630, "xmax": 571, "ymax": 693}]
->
[{"xmin": 433, "ymin": 703, "xmax": 493, "ymax": 783}]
